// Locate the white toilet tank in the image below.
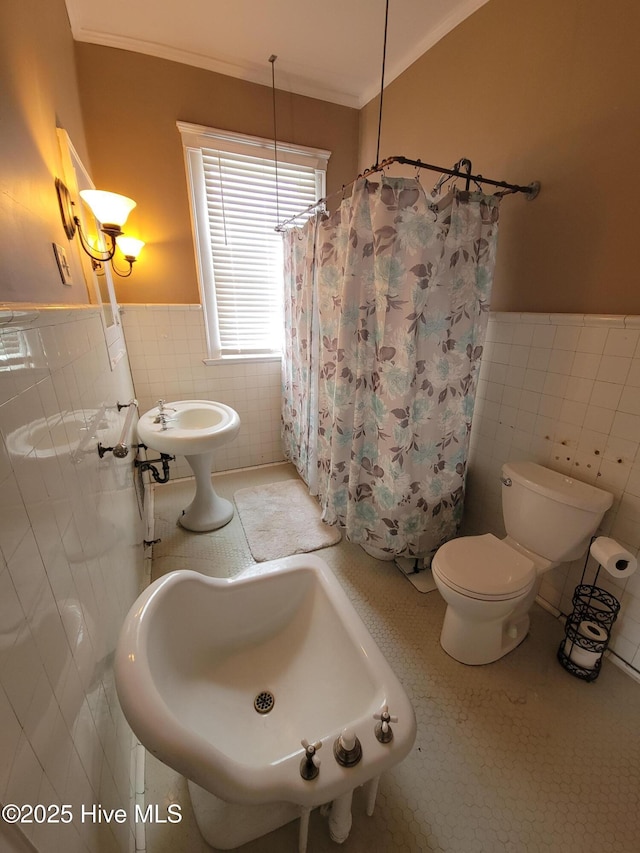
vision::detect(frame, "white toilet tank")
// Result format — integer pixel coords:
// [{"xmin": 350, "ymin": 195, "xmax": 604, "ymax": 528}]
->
[{"xmin": 501, "ymin": 462, "xmax": 613, "ymax": 562}]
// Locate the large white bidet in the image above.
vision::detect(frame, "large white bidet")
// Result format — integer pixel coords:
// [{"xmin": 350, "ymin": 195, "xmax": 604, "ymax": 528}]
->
[
  {"xmin": 137, "ymin": 399, "xmax": 240, "ymax": 531},
  {"xmin": 115, "ymin": 555, "xmax": 416, "ymax": 851}
]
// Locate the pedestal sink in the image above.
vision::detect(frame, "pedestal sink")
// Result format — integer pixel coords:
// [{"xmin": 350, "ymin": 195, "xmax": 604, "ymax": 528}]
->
[{"xmin": 137, "ymin": 400, "xmax": 240, "ymax": 532}]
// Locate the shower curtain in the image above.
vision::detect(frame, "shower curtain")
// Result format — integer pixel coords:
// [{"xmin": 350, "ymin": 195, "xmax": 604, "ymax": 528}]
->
[
  {"xmin": 281, "ymin": 214, "xmax": 320, "ymax": 492},
  {"xmin": 282, "ymin": 176, "xmax": 500, "ymax": 559}
]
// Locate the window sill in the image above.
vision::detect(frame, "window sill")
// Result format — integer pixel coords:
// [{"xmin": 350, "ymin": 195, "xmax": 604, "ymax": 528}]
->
[{"xmin": 203, "ymin": 354, "xmax": 282, "ymax": 366}]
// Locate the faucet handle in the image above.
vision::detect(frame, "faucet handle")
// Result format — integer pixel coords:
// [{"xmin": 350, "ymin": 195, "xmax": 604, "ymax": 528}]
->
[
  {"xmin": 373, "ymin": 705, "xmax": 398, "ymax": 743},
  {"xmin": 156, "ymin": 399, "xmax": 166, "ymax": 412},
  {"xmin": 301, "ymin": 739, "xmax": 322, "ymax": 764},
  {"xmin": 300, "ymin": 739, "xmax": 322, "ymax": 780}
]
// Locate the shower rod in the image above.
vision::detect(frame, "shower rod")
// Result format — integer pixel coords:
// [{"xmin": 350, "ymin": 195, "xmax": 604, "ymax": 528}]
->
[
  {"xmin": 275, "ymin": 155, "xmax": 540, "ymax": 231},
  {"xmin": 273, "ymin": 2, "xmax": 538, "ymax": 232}
]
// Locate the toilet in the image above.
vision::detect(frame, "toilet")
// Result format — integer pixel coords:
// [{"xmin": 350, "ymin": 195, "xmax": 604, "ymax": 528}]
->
[{"xmin": 431, "ymin": 461, "xmax": 613, "ymax": 665}]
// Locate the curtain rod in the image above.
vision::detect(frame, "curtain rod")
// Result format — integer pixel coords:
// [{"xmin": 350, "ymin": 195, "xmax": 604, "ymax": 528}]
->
[{"xmin": 275, "ymin": 155, "xmax": 540, "ymax": 232}]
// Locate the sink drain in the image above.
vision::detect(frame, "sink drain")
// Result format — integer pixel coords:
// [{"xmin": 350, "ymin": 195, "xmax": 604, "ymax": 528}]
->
[{"xmin": 254, "ymin": 690, "xmax": 275, "ymax": 714}]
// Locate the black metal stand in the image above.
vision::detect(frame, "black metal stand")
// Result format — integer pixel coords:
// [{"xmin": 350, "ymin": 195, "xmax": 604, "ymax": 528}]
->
[{"xmin": 557, "ymin": 544, "xmax": 621, "ymax": 682}]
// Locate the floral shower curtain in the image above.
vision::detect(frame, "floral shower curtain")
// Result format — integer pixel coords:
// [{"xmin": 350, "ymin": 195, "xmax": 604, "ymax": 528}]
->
[
  {"xmin": 282, "ymin": 176, "xmax": 500, "ymax": 559},
  {"xmin": 281, "ymin": 217, "xmax": 320, "ymax": 491}
]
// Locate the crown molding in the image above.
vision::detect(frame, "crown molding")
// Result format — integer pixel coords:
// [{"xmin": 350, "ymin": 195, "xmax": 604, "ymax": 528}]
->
[
  {"xmin": 72, "ymin": 28, "xmax": 362, "ymax": 109},
  {"xmin": 70, "ymin": 0, "xmax": 490, "ymax": 110}
]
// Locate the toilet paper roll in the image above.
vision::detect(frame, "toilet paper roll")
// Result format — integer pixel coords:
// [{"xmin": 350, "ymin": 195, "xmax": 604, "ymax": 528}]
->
[
  {"xmin": 564, "ymin": 620, "xmax": 608, "ymax": 669},
  {"xmin": 590, "ymin": 537, "xmax": 637, "ymax": 579}
]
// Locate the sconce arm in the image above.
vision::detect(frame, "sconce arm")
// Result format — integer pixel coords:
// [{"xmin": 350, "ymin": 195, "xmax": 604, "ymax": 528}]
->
[
  {"xmin": 110, "ymin": 255, "xmax": 135, "ymax": 278},
  {"xmin": 74, "ymin": 216, "xmax": 118, "ymax": 262}
]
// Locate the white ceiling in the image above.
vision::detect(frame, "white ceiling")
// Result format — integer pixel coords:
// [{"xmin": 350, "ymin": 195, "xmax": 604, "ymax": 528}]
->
[{"xmin": 65, "ymin": 0, "xmax": 489, "ymax": 108}]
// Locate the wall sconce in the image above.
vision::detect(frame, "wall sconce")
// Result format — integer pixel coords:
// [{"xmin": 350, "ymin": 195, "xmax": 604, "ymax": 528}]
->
[
  {"xmin": 114, "ymin": 236, "xmax": 145, "ymax": 278},
  {"xmin": 55, "ymin": 178, "xmax": 143, "ymax": 276}
]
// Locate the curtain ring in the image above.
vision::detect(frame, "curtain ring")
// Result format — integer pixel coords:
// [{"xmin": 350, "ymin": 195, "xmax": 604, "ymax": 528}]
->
[{"xmin": 431, "ymin": 172, "xmax": 450, "ymax": 196}]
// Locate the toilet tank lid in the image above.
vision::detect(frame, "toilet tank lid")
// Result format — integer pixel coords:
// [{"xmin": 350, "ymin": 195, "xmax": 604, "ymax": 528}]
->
[{"xmin": 503, "ymin": 462, "xmax": 613, "ymax": 513}]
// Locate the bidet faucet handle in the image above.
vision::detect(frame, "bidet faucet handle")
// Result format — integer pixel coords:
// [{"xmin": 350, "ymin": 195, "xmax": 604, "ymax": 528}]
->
[
  {"xmin": 301, "ymin": 739, "xmax": 322, "ymax": 766},
  {"xmin": 374, "ymin": 705, "xmax": 398, "ymax": 743},
  {"xmin": 374, "ymin": 705, "xmax": 398, "ymax": 728},
  {"xmin": 300, "ymin": 739, "xmax": 322, "ymax": 780}
]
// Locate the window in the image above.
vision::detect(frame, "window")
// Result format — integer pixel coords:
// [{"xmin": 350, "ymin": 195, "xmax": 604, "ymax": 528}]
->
[{"xmin": 178, "ymin": 122, "xmax": 329, "ymax": 360}]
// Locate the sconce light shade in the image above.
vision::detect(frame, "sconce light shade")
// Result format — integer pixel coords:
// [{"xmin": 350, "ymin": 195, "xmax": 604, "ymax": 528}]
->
[
  {"xmin": 55, "ymin": 177, "xmax": 143, "ymax": 277},
  {"xmin": 116, "ymin": 236, "xmax": 145, "ymax": 261},
  {"xmin": 79, "ymin": 190, "xmax": 136, "ymax": 234}
]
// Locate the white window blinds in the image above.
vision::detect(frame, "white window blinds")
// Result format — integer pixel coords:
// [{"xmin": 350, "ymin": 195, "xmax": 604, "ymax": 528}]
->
[
  {"xmin": 178, "ymin": 123, "xmax": 329, "ymax": 360},
  {"xmin": 202, "ymin": 150, "xmax": 318, "ymax": 355}
]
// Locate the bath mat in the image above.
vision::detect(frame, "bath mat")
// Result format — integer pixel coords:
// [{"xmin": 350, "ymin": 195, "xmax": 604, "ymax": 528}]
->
[{"xmin": 234, "ymin": 479, "xmax": 341, "ymax": 562}]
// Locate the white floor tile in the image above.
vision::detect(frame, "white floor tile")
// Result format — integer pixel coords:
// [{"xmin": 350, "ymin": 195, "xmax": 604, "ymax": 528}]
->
[{"xmin": 145, "ymin": 464, "xmax": 640, "ymax": 853}]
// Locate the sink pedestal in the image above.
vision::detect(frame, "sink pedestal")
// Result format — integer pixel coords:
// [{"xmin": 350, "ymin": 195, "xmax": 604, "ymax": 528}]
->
[
  {"xmin": 180, "ymin": 452, "xmax": 234, "ymax": 531},
  {"xmin": 136, "ymin": 399, "xmax": 240, "ymax": 533}
]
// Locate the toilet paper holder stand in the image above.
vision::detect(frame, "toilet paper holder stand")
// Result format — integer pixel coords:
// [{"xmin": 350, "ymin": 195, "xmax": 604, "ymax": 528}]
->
[{"xmin": 557, "ymin": 537, "xmax": 621, "ymax": 683}]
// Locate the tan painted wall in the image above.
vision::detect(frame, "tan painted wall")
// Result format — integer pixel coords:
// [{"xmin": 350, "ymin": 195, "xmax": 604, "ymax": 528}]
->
[
  {"xmin": 0, "ymin": 0, "xmax": 91, "ymax": 304},
  {"xmin": 75, "ymin": 45, "xmax": 360, "ymax": 304},
  {"xmin": 359, "ymin": 0, "xmax": 640, "ymax": 315}
]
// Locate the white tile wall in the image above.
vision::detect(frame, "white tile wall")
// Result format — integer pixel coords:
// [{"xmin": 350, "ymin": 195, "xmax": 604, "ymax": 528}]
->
[
  {"xmin": 465, "ymin": 312, "xmax": 640, "ymax": 672},
  {"xmin": 120, "ymin": 305, "xmax": 284, "ymax": 479},
  {"xmin": 0, "ymin": 306, "xmax": 145, "ymax": 853},
  {"xmin": 120, "ymin": 304, "xmax": 640, "ymax": 674}
]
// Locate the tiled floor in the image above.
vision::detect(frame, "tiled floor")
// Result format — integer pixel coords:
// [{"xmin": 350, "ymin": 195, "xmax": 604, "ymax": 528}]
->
[{"xmin": 145, "ymin": 464, "xmax": 640, "ymax": 853}]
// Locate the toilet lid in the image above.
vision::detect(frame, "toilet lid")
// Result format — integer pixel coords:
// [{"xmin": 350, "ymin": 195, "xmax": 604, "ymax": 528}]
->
[{"xmin": 432, "ymin": 534, "xmax": 536, "ymax": 600}]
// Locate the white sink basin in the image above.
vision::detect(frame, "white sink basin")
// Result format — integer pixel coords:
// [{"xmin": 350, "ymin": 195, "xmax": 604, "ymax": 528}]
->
[
  {"xmin": 137, "ymin": 400, "xmax": 240, "ymax": 531},
  {"xmin": 137, "ymin": 399, "xmax": 240, "ymax": 456},
  {"xmin": 115, "ymin": 555, "xmax": 416, "ymax": 847}
]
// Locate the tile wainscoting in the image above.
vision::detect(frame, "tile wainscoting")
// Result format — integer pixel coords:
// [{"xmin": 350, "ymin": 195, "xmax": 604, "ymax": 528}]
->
[
  {"xmin": 120, "ymin": 305, "xmax": 283, "ymax": 479},
  {"xmin": 0, "ymin": 305, "xmax": 145, "ymax": 852},
  {"xmin": 465, "ymin": 312, "xmax": 640, "ymax": 673},
  {"xmin": 120, "ymin": 304, "xmax": 640, "ymax": 675}
]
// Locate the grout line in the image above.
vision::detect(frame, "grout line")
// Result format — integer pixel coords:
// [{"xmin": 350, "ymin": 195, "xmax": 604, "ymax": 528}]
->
[
  {"xmin": 135, "ymin": 743, "xmax": 147, "ymax": 852},
  {"xmin": 607, "ymin": 650, "xmax": 640, "ymax": 683}
]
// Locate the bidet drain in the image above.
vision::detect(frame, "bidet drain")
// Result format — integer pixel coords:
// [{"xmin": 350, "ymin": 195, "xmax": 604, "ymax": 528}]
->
[{"xmin": 254, "ymin": 690, "xmax": 275, "ymax": 714}]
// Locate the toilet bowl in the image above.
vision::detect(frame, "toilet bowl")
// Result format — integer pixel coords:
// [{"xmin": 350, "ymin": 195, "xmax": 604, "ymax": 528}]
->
[
  {"xmin": 432, "ymin": 534, "xmax": 537, "ymax": 665},
  {"xmin": 432, "ymin": 462, "xmax": 613, "ymax": 666}
]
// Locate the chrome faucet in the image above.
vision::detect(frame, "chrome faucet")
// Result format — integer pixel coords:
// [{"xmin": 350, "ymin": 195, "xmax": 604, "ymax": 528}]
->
[
  {"xmin": 154, "ymin": 413, "xmax": 171, "ymax": 430},
  {"xmin": 153, "ymin": 400, "xmax": 176, "ymax": 430}
]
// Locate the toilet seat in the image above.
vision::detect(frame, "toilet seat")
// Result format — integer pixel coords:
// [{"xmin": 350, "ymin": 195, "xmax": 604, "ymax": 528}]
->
[{"xmin": 432, "ymin": 533, "xmax": 536, "ymax": 601}]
